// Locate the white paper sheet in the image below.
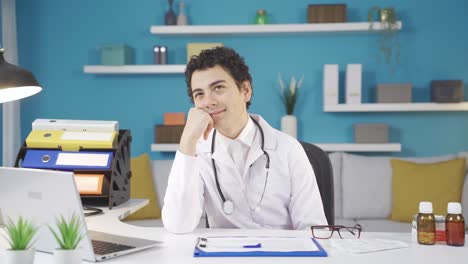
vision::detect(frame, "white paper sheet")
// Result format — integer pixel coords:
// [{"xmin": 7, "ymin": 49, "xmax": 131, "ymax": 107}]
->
[
  {"xmin": 56, "ymin": 153, "xmax": 110, "ymax": 166},
  {"xmin": 330, "ymin": 238, "xmax": 408, "ymax": 254}
]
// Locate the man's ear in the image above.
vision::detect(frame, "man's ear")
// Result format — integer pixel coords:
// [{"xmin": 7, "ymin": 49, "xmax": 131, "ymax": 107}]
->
[{"xmin": 241, "ymin": 81, "xmax": 252, "ymax": 102}]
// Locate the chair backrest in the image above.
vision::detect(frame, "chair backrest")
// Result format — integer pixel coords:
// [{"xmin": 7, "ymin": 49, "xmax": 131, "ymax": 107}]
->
[{"xmin": 299, "ymin": 141, "xmax": 335, "ymax": 225}]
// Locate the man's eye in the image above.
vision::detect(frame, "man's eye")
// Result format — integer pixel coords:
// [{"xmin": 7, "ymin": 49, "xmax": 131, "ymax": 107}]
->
[
  {"xmin": 214, "ymin": 85, "xmax": 223, "ymax": 90},
  {"xmin": 193, "ymin": 93, "xmax": 202, "ymax": 98}
]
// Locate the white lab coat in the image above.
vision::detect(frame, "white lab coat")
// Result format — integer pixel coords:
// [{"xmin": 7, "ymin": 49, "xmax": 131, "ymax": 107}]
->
[{"xmin": 162, "ymin": 114, "xmax": 327, "ymax": 234}]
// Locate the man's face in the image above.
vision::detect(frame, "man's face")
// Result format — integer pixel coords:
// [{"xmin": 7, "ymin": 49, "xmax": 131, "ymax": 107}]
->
[{"xmin": 191, "ymin": 65, "xmax": 251, "ymax": 134}]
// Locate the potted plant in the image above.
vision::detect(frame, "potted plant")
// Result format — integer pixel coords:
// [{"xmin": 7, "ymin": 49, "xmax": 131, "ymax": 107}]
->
[
  {"xmin": 1, "ymin": 216, "xmax": 38, "ymax": 264},
  {"xmin": 49, "ymin": 213, "xmax": 84, "ymax": 264},
  {"xmin": 368, "ymin": 6, "xmax": 400, "ymax": 66},
  {"xmin": 278, "ymin": 73, "xmax": 304, "ymax": 138}
]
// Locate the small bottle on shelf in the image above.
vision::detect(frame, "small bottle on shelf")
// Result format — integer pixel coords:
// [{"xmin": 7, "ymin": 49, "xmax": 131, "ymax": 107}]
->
[
  {"xmin": 445, "ymin": 202, "xmax": 465, "ymax": 246},
  {"xmin": 417, "ymin": 201, "xmax": 436, "ymax": 245},
  {"xmin": 255, "ymin": 9, "xmax": 269, "ymax": 25}
]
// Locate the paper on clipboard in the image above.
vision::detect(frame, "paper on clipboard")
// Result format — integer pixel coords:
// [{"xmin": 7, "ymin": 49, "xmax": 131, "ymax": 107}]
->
[{"xmin": 197, "ymin": 237, "xmax": 320, "ymax": 253}]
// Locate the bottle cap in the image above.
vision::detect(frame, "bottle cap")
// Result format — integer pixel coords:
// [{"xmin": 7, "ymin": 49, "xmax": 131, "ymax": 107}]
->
[
  {"xmin": 419, "ymin": 201, "xmax": 433, "ymax": 214},
  {"xmin": 448, "ymin": 202, "xmax": 462, "ymax": 214}
]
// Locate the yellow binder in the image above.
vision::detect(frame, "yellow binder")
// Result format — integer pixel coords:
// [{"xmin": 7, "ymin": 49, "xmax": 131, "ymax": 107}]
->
[{"xmin": 26, "ymin": 130, "xmax": 117, "ymax": 151}]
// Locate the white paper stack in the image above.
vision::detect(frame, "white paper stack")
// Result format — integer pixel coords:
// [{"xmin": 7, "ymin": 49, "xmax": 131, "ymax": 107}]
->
[
  {"xmin": 346, "ymin": 64, "xmax": 362, "ymax": 104},
  {"xmin": 32, "ymin": 119, "xmax": 119, "ymax": 132}
]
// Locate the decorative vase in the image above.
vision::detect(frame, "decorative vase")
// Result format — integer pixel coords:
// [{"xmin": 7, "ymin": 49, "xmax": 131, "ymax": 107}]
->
[
  {"xmin": 164, "ymin": 0, "xmax": 177, "ymax": 25},
  {"xmin": 281, "ymin": 115, "xmax": 297, "ymax": 138},
  {"xmin": 177, "ymin": 1, "xmax": 188, "ymax": 25},
  {"xmin": 5, "ymin": 248, "xmax": 36, "ymax": 264},
  {"xmin": 53, "ymin": 248, "xmax": 82, "ymax": 264}
]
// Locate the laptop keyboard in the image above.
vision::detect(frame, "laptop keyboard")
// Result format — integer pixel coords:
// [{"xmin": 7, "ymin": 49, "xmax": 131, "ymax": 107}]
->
[{"xmin": 91, "ymin": 239, "xmax": 136, "ymax": 255}]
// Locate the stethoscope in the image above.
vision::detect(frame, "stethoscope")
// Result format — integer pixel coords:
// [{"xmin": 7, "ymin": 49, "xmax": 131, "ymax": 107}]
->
[{"xmin": 211, "ymin": 116, "xmax": 270, "ymax": 215}]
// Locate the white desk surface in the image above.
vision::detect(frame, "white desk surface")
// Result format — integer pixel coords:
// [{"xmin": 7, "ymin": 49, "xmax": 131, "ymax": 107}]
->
[{"xmin": 1, "ymin": 199, "xmax": 467, "ymax": 263}]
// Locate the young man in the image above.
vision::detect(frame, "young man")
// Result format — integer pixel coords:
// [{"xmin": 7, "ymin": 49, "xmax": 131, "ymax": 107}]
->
[{"xmin": 162, "ymin": 47, "xmax": 326, "ymax": 234}]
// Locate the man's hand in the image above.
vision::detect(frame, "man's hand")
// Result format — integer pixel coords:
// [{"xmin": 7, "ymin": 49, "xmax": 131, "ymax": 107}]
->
[{"xmin": 179, "ymin": 108, "xmax": 214, "ymax": 156}]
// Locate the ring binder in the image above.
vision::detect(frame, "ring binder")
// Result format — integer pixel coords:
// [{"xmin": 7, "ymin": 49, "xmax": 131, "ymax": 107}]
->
[{"xmin": 15, "ymin": 130, "xmax": 132, "ymax": 209}]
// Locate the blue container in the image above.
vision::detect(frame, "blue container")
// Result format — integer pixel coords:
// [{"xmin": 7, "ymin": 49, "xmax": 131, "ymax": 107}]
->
[{"xmin": 100, "ymin": 45, "xmax": 134, "ymax": 65}]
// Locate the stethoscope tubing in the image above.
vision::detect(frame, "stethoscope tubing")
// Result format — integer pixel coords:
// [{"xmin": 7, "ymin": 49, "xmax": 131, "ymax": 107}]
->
[{"xmin": 211, "ymin": 115, "xmax": 270, "ymax": 215}]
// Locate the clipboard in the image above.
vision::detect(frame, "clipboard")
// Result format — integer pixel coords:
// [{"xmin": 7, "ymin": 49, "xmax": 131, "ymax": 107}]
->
[{"xmin": 193, "ymin": 236, "xmax": 328, "ymax": 257}]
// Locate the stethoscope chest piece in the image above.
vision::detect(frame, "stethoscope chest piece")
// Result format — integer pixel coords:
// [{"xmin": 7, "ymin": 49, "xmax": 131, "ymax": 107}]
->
[{"xmin": 223, "ymin": 200, "xmax": 234, "ymax": 215}]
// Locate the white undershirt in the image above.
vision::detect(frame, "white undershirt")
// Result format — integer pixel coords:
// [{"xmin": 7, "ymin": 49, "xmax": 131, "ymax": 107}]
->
[{"xmin": 217, "ymin": 117, "xmax": 255, "ymax": 177}]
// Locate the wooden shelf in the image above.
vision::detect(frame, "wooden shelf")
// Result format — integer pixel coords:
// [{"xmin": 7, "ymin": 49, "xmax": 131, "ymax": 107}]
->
[
  {"xmin": 151, "ymin": 143, "xmax": 401, "ymax": 153},
  {"xmin": 83, "ymin": 65, "xmax": 185, "ymax": 74},
  {"xmin": 324, "ymin": 102, "xmax": 468, "ymax": 112},
  {"xmin": 150, "ymin": 21, "xmax": 402, "ymax": 36}
]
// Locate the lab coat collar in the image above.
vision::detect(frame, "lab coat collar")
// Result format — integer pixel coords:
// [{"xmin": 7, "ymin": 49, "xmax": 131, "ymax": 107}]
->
[{"xmin": 216, "ymin": 116, "xmax": 255, "ymax": 152}]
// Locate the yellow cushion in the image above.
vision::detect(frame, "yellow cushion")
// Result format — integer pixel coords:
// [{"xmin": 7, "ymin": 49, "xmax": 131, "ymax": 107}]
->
[
  {"xmin": 124, "ymin": 153, "xmax": 161, "ymax": 220},
  {"xmin": 390, "ymin": 158, "xmax": 466, "ymax": 222}
]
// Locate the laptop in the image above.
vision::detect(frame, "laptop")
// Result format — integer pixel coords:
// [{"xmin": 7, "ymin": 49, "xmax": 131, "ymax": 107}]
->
[{"xmin": 0, "ymin": 167, "xmax": 162, "ymax": 261}]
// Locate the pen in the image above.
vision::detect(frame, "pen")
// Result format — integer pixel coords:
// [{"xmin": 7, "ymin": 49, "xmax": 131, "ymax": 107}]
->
[{"xmin": 243, "ymin": 243, "xmax": 262, "ymax": 248}]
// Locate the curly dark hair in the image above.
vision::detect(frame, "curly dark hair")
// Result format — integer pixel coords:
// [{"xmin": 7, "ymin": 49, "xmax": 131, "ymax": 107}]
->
[{"xmin": 185, "ymin": 46, "xmax": 252, "ymax": 108}]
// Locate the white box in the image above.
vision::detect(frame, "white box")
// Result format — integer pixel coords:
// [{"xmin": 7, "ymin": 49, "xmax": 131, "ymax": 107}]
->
[
  {"xmin": 32, "ymin": 119, "xmax": 119, "ymax": 132},
  {"xmin": 346, "ymin": 64, "xmax": 362, "ymax": 104},
  {"xmin": 323, "ymin": 64, "xmax": 339, "ymax": 106}
]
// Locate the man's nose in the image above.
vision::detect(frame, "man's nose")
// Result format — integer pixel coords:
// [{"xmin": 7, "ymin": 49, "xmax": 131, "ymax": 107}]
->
[{"xmin": 200, "ymin": 92, "xmax": 217, "ymax": 108}]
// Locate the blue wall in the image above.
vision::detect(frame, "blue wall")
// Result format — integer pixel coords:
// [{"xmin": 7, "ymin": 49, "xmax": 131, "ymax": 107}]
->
[{"xmin": 1, "ymin": 0, "xmax": 467, "ymax": 161}]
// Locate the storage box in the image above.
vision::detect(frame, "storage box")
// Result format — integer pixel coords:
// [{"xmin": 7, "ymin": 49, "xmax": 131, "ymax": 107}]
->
[
  {"xmin": 307, "ymin": 4, "xmax": 346, "ymax": 23},
  {"xmin": 155, "ymin": 125, "xmax": 185, "ymax": 143},
  {"xmin": 100, "ymin": 45, "xmax": 134, "ymax": 65},
  {"xmin": 430, "ymin": 80, "xmax": 464, "ymax": 103},
  {"xmin": 164, "ymin": 112, "xmax": 186, "ymax": 126},
  {"xmin": 187, "ymin": 43, "xmax": 223, "ymax": 63},
  {"xmin": 376, "ymin": 83, "xmax": 412, "ymax": 103},
  {"xmin": 353, "ymin": 123, "xmax": 389, "ymax": 143}
]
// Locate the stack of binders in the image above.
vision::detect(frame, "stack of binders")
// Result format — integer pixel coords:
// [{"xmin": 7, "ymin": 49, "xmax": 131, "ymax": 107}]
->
[{"xmin": 14, "ymin": 119, "xmax": 132, "ymax": 209}]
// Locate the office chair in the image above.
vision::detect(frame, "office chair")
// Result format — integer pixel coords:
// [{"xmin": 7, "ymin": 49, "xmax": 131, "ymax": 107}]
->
[
  {"xmin": 206, "ymin": 141, "xmax": 335, "ymax": 227},
  {"xmin": 299, "ymin": 141, "xmax": 335, "ymax": 225}
]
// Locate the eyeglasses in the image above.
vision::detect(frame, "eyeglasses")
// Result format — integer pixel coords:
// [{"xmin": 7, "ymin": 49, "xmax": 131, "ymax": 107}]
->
[{"xmin": 310, "ymin": 224, "xmax": 362, "ymax": 239}]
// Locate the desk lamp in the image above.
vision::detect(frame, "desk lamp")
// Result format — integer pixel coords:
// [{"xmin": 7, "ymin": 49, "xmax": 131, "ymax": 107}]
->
[
  {"xmin": 0, "ymin": 48, "xmax": 41, "ymax": 103},
  {"xmin": 1, "ymin": 47, "xmax": 42, "ymax": 166}
]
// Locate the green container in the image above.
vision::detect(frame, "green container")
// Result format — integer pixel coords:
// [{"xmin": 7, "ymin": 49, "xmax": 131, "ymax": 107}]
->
[{"xmin": 100, "ymin": 45, "xmax": 134, "ymax": 65}]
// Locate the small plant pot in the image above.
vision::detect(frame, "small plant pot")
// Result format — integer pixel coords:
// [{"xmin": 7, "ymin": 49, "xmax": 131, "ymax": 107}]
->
[
  {"xmin": 380, "ymin": 8, "xmax": 396, "ymax": 22},
  {"xmin": 53, "ymin": 248, "xmax": 82, "ymax": 264},
  {"xmin": 5, "ymin": 248, "xmax": 36, "ymax": 264}
]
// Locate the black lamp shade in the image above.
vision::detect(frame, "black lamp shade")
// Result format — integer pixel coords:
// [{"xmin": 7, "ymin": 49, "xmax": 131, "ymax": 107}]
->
[
  {"xmin": 0, "ymin": 49, "xmax": 42, "ymax": 103},
  {"xmin": 0, "ymin": 51, "xmax": 39, "ymax": 88}
]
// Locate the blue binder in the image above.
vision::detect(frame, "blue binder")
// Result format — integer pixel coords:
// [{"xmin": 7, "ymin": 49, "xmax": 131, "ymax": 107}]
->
[
  {"xmin": 193, "ymin": 237, "xmax": 328, "ymax": 257},
  {"xmin": 22, "ymin": 150, "xmax": 113, "ymax": 171}
]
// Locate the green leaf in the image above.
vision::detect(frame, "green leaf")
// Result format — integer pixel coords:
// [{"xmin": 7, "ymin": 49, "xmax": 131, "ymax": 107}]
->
[
  {"xmin": 3, "ymin": 216, "xmax": 38, "ymax": 250},
  {"xmin": 49, "ymin": 213, "xmax": 84, "ymax": 250}
]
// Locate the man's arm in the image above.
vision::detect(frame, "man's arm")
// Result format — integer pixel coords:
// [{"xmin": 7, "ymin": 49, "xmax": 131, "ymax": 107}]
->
[
  {"xmin": 161, "ymin": 151, "xmax": 204, "ymax": 233},
  {"xmin": 161, "ymin": 108, "xmax": 213, "ymax": 233},
  {"xmin": 288, "ymin": 141, "xmax": 328, "ymax": 229}
]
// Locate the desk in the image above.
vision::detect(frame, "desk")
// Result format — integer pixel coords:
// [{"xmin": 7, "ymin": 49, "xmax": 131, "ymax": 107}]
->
[{"xmin": 1, "ymin": 200, "xmax": 467, "ymax": 263}]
